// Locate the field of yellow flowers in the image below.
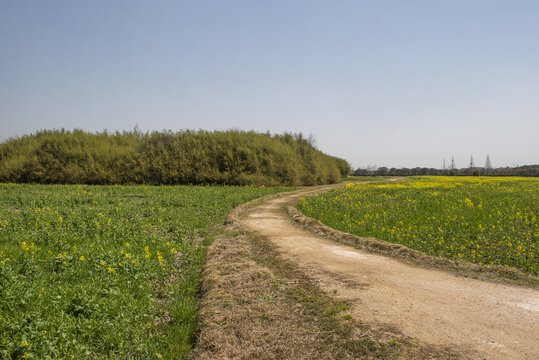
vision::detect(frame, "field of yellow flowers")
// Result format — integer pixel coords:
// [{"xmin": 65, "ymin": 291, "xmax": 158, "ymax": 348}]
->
[
  {"xmin": 0, "ymin": 184, "xmax": 290, "ymax": 359},
  {"xmin": 296, "ymin": 177, "xmax": 538, "ymax": 275}
]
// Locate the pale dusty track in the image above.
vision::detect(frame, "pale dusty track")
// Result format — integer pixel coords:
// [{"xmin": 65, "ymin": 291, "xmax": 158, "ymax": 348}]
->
[{"xmin": 242, "ymin": 187, "xmax": 539, "ymax": 360}]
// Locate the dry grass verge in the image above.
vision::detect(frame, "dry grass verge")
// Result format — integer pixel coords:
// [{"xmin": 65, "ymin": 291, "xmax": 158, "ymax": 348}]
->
[{"xmin": 190, "ymin": 229, "xmax": 398, "ymax": 359}]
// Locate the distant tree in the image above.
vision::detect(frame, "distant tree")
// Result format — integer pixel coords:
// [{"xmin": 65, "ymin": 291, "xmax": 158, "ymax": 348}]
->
[{"xmin": 376, "ymin": 167, "xmax": 388, "ymax": 176}]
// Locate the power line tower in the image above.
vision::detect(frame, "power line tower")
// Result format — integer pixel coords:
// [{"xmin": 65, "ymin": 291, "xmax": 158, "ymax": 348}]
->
[
  {"xmin": 485, "ymin": 155, "xmax": 492, "ymax": 171},
  {"xmin": 450, "ymin": 156, "xmax": 455, "ymax": 170},
  {"xmin": 469, "ymin": 156, "xmax": 475, "ymax": 169},
  {"xmin": 443, "ymin": 158, "xmax": 446, "ymax": 170}
]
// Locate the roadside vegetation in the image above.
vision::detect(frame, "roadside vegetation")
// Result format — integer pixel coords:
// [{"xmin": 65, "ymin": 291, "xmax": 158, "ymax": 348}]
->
[
  {"xmin": 0, "ymin": 184, "xmax": 290, "ymax": 359},
  {"xmin": 0, "ymin": 129, "xmax": 350, "ymax": 186},
  {"xmin": 296, "ymin": 177, "xmax": 538, "ymax": 275}
]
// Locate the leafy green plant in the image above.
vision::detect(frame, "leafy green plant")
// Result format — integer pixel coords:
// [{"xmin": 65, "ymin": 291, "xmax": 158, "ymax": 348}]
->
[
  {"xmin": 297, "ymin": 177, "xmax": 538, "ymax": 275},
  {"xmin": 0, "ymin": 129, "xmax": 350, "ymax": 186},
  {"xmin": 0, "ymin": 184, "xmax": 291, "ymax": 359}
]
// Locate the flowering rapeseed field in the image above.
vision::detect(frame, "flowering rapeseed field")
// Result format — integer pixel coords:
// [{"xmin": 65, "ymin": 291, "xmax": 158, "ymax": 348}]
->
[
  {"xmin": 296, "ymin": 177, "xmax": 538, "ymax": 275},
  {"xmin": 0, "ymin": 184, "xmax": 290, "ymax": 359}
]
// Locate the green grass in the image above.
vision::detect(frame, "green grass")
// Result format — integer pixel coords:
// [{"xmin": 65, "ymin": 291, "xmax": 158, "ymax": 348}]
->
[
  {"xmin": 344, "ymin": 175, "xmax": 385, "ymax": 182},
  {"xmin": 296, "ymin": 176, "xmax": 538, "ymax": 275},
  {"xmin": 0, "ymin": 184, "xmax": 291, "ymax": 359}
]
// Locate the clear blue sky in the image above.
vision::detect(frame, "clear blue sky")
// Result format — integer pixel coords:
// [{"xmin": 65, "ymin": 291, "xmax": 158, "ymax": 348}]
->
[{"xmin": 1, "ymin": 0, "xmax": 538, "ymax": 169}]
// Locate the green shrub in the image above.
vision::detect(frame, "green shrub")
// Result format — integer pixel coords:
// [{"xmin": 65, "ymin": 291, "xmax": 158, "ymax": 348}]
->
[{"xmin": 0, "ymin": 129, "xmax": 350, "ymax": 186}]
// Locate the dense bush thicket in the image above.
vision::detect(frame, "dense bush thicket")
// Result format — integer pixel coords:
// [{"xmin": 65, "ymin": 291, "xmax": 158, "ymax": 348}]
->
[{"xmin": 0, "ymin": 129, "xmax": 350, "ymax": 186}]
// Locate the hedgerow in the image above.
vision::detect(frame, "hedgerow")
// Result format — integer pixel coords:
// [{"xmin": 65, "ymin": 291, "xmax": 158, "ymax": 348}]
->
[{"xmin": 0, "ymin": 129, "xmax": 350, "ymax": 186}]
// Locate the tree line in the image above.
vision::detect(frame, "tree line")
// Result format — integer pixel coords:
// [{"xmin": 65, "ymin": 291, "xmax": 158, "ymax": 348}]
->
[
  {"xmin": 354, "ymin": 165, "xmax": 539, "ymax": 177},
  {"xmin": 0, "ymin": 129, "xmax": 351, "ymax": 186}
]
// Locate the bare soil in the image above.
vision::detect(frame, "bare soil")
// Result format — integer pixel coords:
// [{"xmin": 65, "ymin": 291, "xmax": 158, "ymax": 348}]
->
[{"xmin": 242, "ymin": 186, "xmax": 539, "ymax": 360}]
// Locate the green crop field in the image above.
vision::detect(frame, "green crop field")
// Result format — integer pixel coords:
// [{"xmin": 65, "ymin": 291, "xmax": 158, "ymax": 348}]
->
[
  {"xmin": 296, "ymin": 177, "xmax": 538, "ymax": 275},
  {"xmin": 0, "ymin": 184, "xmax": 291, "ymax": 359}
]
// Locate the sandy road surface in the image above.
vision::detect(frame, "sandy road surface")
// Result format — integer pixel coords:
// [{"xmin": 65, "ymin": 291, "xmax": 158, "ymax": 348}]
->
[{"xmin": 242, "ymin": 187, "xmax": 539, "ymax": 360}]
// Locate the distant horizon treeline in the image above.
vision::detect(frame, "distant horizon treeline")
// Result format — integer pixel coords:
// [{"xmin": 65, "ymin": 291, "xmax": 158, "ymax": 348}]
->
[
  {"xmin": 0, "ymin": 129, "xmax": 351, "ymax": 186},
  {"xmin": 354, "ymin": 164, "xmax": 539, "ymax": 177}
]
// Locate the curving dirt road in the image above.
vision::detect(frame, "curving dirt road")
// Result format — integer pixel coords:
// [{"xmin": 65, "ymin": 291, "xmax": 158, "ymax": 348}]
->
[{"xmin": 242, "ymin": 186, "xmax": 539, "ymax": 360}]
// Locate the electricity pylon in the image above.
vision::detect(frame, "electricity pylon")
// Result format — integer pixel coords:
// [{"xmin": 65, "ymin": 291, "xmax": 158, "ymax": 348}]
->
[{"xmin": 485, "ymin": 155, "xmax": 492, "ymax": 170}]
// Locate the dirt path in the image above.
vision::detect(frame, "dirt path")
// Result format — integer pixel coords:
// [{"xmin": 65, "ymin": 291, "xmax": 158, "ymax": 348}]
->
[{"xmin": 242, "ymin": 186, "xmax": 539, "ymax": 360}]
